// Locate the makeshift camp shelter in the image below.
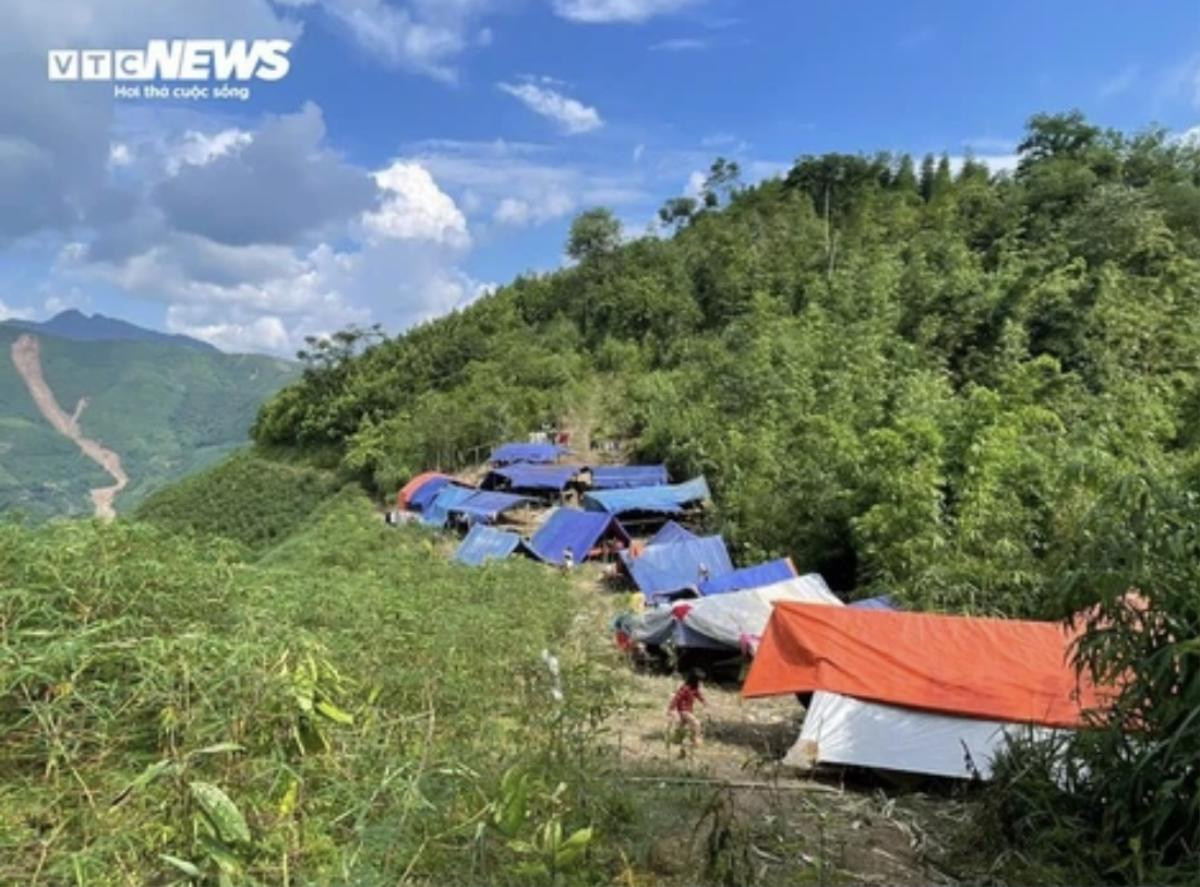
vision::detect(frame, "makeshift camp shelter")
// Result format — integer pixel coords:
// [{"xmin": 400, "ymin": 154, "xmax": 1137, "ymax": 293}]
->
[
  {"xmin": 785, "ymin": 691, "xmax": 1055, "ymax": 780},
  {"xmin": 422, "ymin": 485, "xmax": 475, "ymax": 527},
  {"xmin": 590, "ymin": 465, "xmax": 669, "ymax": 489},
  {"xmin": 743, "ymin": 604, "xmax": 1104, "ymax": 728},
  {"xmin": 527, "ymin": 508, "xmax": 630, "ymax": 565},
  {"xmin": 698, "ymin": 558, "xmax": 797, "ymax": 596},
  {"xmin": 618, "ymin": 534, "xmax": 733, "ymax": 601},
  {"xmin": 582, "ymin": 476, "xmax": 711, "ymax": 516},
  {"xmin": 454, "ymin": 525, "xmax": 524, "ymax": 566},
  {"xmin": 648, "ymin": 521, "xmax": 697, "ymax": 546},
  {"xmin": 398, "ymin": 472, "xmax": 450, "ymax": 510},
  {"xmin": 449, "ymin": 491, "xmax": 532, "ymax": 526},
  {"xmin": 484, "ymin": 464, "xmax": 582, "ymax": 493},
  {"xmin": 489, "ymin": 442, "xmax": 566, "ymax": 465},
  {"xmin": 678, "ymin": 574, "xmax": 840, "ymax": 650}
]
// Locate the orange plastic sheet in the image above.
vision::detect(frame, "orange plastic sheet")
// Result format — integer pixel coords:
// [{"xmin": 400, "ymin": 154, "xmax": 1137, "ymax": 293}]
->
[{"xmin": 743, "ymin": 603, "xmax": 1110, "ymax": 728}]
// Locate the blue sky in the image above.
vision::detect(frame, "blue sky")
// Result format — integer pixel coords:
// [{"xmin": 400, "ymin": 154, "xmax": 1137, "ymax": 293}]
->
[{"xmin": 2, "ymin": 0, "xmax": 1199, "ymax": 353}]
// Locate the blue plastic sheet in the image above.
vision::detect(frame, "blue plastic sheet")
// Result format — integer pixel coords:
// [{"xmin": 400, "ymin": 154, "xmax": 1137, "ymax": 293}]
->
[
  {"xmin": 488, "ymin": 464, "xmax": 581, "ymax": 491},
  {"xmin": 489, "ymin": 442, "xmax": 565, "ymax": 465},
  {"xmin": 527, "ymin": 508, "xmax": 629, "ymax": 565},
  {"xmin": 590, "ymin": 465, "xmax": 668, "ymax": 489},
  {"xmin": 849, "ymin": 595, "xmax": 900, "ymax": 611},
  {"xmin": 648, "ymin": 521, "xmax": 698, "ymax": 546},
  {"xmin": 582, "ymin": 476, "xmax": 711, "ymax": 515},
  {"xmin": 408, "ymin": 475, "xmax": 451, "ymax": 511},
  {"xmin": 699, "ymin": 558, "xmax": 797, "ymax": 596},
  {"xmin": 618, "ymin": 535, "xmax": 734, "ymax": 600},
  {"xmin": 422, "ymin": 485, "xmax": 475, "ymax": 527},
  {"xmin": 454, "ymin": 524, "xmax": 524, "ymax": 566}
]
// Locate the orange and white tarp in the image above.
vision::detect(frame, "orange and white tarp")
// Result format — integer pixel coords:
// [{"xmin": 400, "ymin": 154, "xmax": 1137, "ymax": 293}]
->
[{"xmin": 743, "ymin": 603, "xmax": 1109, "ymax": 728}]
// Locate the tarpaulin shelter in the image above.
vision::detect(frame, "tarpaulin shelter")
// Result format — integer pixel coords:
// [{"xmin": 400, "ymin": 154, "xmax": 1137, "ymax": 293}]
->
[
  {"xmin": 527, "ymin": 508, "xmax": 630, "ymax": 566},
  {"xmin": 698, "ymin": 558, "xmax": 797, "ymax": 597},
  {"xmin": 648, "ymin": 521, "xmax": 697, "ymax": 547},
  {"xmin": 422, "ymin": 485, "xmax": 475, "ymax": 527},
  {"xmin": 678, "ymin": 574, "xmax": 841, "ymax": 650},
  {"xmin": 582, "ymin": 476, "xmax": 711, "ymax": 516},
  {"xmin": 618, "ymin": 534, "xmax": 733, "ymax": 601},
  {"xmin": 485, "ymin": 464, "xmax": 582, "ymax": 492},
  {"xmin": 449, "ymin": 491, "xmax": 532, "ymax": 525},
  {"xmin": 785, "ymin": 691, "xmax": 1056, "ymax": 780},
  {"xmin": 454, "ymin": 525, "xmax": 524, "ymax": 566},
  {"xmin": 743, "ymin": 604, "xmax": 1105, "ymax": 728},
  {"xmin": 398, "ymin": 471, "xmax": 450, "ymax": 510},
  {"xmin": 489, "ymin": 442, "xmax": 566, "ymax": 465},
  {"xmin": 590, "ymin": 465, "xmax": 669, "ymax": 489}
]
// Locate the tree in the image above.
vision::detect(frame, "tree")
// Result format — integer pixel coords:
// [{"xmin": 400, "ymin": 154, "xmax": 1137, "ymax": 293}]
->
[
  {"xmin": 658, "ymin": 196, "xmax": 698, "ymax": 231},
  {"xmin": 566, "ymin": 208, "xmax": 622, "ymax": 262},
  {"xmin": 701, "ymin": 157, "xmax": 742, "ymax": 208}
]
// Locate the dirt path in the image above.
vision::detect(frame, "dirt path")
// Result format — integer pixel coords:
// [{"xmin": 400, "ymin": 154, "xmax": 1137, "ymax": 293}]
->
[{"xmin": 10, "ymin": 334, "xmax": 128, "ymax": 519}]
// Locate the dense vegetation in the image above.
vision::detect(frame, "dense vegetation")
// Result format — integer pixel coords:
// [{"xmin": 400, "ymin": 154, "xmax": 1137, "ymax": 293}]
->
[
  {"xmin": 0, "ymin": 325, "xmax": 297, "ymax": 518},
  {"xmin": 249, "ymin": 111, "xmax": 1200, "ymax": 882}
]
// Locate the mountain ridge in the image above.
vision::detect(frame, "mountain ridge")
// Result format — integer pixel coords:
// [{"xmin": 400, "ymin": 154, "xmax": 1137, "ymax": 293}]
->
[{"xmin": 2, "ymin": 309, "xmax": 220, "ymax": 352}]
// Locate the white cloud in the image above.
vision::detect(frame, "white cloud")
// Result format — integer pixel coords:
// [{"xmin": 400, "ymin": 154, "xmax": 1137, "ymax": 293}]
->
[
  {"xmin": 364, "ymin": 160, "xmax": 470, "ymax": 246},
  {"xmin": 165, "ymin": 128, "xmax": 253, "ymax": 175},
  {"xmin": 498, "ymin": 81, "xmax": 603, "ymax": 134},
  {"xmin": 684, "ymin": 169, "xmax": 706, "ymax": 197},
  {"xmin": 0, "ymin": 298, "xmax": 34, "ymax": 321},
  {"xmin": 1098, "ymin": 64, "xmax": 1140, "ymax": 100},
  {"xmin": 107, "ymin": 143, "xmax": 133, "ymax": 169},
  {"xmin": 493, "ymin": 191, "xmax": 574, "ymax": 226},
  {"xmin": 650, "ymin": 37, "xmax": 707, "ymax": 51},
  {"xmin": 552, "ymin": 0, "xmax": 698, "ymax": 24}
]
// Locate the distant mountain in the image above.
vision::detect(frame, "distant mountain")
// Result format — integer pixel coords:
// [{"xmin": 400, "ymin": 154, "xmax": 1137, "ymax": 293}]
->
[
  {"xmin": 1, "ymin": 322, "xmax": 298, "ymax": 521},
  {"xmin": 2, "ymin": 310, "xmax": 219, "ymax": 352}
]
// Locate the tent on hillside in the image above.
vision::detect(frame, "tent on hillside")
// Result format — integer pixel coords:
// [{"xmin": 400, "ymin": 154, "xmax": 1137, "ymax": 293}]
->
[
  {"xmin": 449, "ymin": 491, "xmax": 532, "ymax": 526},
  {"xmin": 590, "ymin": 465, "xmax": 669, "ymax": 489},
  {"xmin": 527, "ymin": 508, "xmax": 630, "ymax": 566},
  {"xmin": 484, "ymin": 464, "xmax": 582, "ymax": 494},
  {"xmin": 489, "ymin": 442, "xmax": 566, "ymax": 466},
  {"xmin": 678, "ymin": 574, "xmax": 840, "ymax": 650},
  {"xmin": 398, "ymin": 472, "xmax": 450, "ymax": 510},
  {"xmin": 422, "ymin": 485, "xmax": 475, "ymax": 527},
  {"xmin": 454, "ymin": 525, "xmax": 524, "ymax": 566},
  {"xmin": 742, "ymin": 604, "xmax": 1104, "ymax": 727},
  {"xmin": 582, "ymin": 476, "xmax": 711, "ymax": 516},
  {"xmin": 648, "ymin": 521, "xmax": 697, "ymax": 547},
  {"xmin": 698, "ymin": 558, "xmax": 797, "ymax": 596},
  {"xmin": 618, "ymin": 534, "xmax": 733, "ymax": 601}
]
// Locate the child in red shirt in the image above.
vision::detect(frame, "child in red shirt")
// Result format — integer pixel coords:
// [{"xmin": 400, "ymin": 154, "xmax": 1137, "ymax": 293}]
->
[{"xmin": 667, "ymin": 671, "xmax": 706, "ymax": 749}]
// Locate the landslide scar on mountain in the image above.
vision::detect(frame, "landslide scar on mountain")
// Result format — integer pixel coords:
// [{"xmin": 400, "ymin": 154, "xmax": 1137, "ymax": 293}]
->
[{"xmin": 10, "ymin": 334, "xmax": 129, "ymax": 520}]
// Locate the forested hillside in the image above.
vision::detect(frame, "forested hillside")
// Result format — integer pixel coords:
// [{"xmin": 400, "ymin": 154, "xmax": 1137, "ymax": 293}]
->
[{"xmin": 255, "ymin": 111, "xmax": 1200, "ymax": 617}]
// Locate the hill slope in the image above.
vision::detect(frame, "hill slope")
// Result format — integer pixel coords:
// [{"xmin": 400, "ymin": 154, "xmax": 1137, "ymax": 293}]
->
[
  {"xmin": 3, "ymin": 309, "xmax": 217, "ymax": 351},
  {"xmin": 0, "ymin": 324, "xmax": 297, "ymax": 519}
]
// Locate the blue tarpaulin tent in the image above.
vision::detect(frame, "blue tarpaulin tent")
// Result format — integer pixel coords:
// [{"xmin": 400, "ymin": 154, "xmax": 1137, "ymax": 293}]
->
[
  {"xmin": 619, "ymin": 535, "xmax": 734, "ymax": 600},
  {"xmin": 590, "ymin": 465, "xmax": 669, "ymax": 489},
  {"xmin": 422, "ymin": 485, "xmax": 475, "ymax": 527},
  {"xmin": 408, "ymin": 476, "xmax": 451, "ymax": 511},
  {"xmin": 649, "ymin": 521, "xmax": 698, "ymax": 546},
  {"xmin": 582, "ymin": 476, "xmax": 711, "ymax": 515},
  {"xmin": 487, "ymin": 464, "xmax": 582, "ymax": 492},
  {"xmin": 850, "ymin": 595, "xmax": 900, "ymax": 611},
  {"xmin": 454, "ymin": 525, "xmax": 524, "ymax": 566},
  {"xmin": 698, "ymin": 558, "xmax": 797, "ymax": 596},
  {"xmin": 489, "ymin": 442, "xmax": 565, "ymax": 465},
  {"xmin": 527, "ymin": 508, "xmax": 630, "ymax": 565},
  {"xmin": 450, "ymin": 490, "xmax": 531, "ymax": 525}
]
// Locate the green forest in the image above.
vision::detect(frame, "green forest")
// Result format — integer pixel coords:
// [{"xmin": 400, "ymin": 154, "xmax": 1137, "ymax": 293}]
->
[{"xmin": 6, "ymin": 111, "xmax": 1200, "ymax": 884}]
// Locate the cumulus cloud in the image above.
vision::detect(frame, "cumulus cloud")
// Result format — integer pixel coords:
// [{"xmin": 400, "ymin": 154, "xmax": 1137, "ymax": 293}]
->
[
  {"xmin": 498, "ymin": 81, "xmax": 603, "ymax": 134},
  {"xmin": 165, "ymin": 128, "xmax": 253, "ymax": 175},
  {"xmin": 552, "ymin": 0, "xmax": 698, "ymax": 24},
  {"xmin": 364, "ymin": 160, "xmax": 470, "ymax": 246}
]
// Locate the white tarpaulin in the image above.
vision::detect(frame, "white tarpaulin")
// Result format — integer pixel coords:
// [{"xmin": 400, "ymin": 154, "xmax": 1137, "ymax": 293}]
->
[
  {"xmin": 681, "ymin": 573, "xmax": 841, "ymax": 650},
  {"xmin": 785, "ymin": 691, "xmax": 1059, "ymax": 780}
]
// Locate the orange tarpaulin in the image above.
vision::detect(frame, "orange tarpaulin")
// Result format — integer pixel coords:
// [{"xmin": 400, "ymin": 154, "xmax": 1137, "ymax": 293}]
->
[
  {"xmin": 397, "ymin": 471, "xmax": 448, "ymax": 508},
  {"xmin": 743, "ymin": 603, "xmax": 1110, "ymax": 728}
]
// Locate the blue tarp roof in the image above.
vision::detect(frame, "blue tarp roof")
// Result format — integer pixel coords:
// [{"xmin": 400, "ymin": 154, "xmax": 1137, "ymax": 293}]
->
[
  {"xmin": 408, "ymin": 475, "xmax": 451, "ymax": 511},
  {"xmin": 527, "ymin": 508, "xmax": 630, "ymax": 565},
  {"xmin": 489, "ymin": 442, "xmax": 566, "ymax": 465},
  {"xmin": 488, "ymin": 464, "xmax": 582, "ymax": 491},
  {"xmin": 850, "ymin": 595, "xmax": 900, "ymax": 611},
  {"xmin": 590, "ymin": 465, "xmax": 669, "ymax": 489},
  {"xmin": 454, "ymin": 525, "xmax": 524, "ymax": 566},
  {"xmin": 422, "ymin": 485, "xmax": 475, "ymax": 527},
  {"xmin": 449, "ymin": 490, "xmax": 531, "ymax": 524},
  {"xmin": 649, "ymin": 521, "xmax": 698, "ymax": 547},
  {"xmin": 698, "ymin": 558, "xmax": 797, "ymax": 596},
  {"xmin": 582, "ymin": 476, "xmax": 711, "ymax": 515},
  {"xmin": 618, "ymin": 535, "xmax": 734, "ymax": 600}
]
